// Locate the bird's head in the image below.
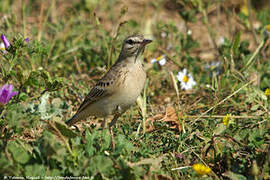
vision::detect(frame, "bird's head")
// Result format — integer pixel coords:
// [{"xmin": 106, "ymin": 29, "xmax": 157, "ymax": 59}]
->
[{"xmin": 120, "ymin": 34, "xmax": 152, "ymax": 60}]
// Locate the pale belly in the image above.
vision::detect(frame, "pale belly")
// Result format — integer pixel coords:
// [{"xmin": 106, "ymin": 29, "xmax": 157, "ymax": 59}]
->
[{"xmin": 86, "ymin": 65, "xmax": 146, "ymax": 117}]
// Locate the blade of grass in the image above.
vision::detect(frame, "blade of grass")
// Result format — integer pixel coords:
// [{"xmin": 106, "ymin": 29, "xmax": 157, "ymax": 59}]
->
[
  {"xmin": 169, "ymin": 71, "xmax": 180, "ymax": 102},
  {"xmin": 142, "ymin": 78, "xmax": 149, "ymax": 134},
  {"xmin": 241, "ymin": 40, "xmax": 265, "ymax": 72},
  {"xmin": 136, "ymin": 78, "xmax": 149, "ymax": 137}
]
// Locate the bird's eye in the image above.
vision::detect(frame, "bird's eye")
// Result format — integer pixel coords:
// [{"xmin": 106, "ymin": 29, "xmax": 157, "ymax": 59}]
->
[{"xmin": 126, "ymin": 39, "xmax": 134, "ymax": 44}]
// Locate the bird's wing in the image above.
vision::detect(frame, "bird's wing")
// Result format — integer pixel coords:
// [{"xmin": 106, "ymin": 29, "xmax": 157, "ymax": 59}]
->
[{"xmin": 75, "ymin": 63, "xmax": 127, "ymax": 114}]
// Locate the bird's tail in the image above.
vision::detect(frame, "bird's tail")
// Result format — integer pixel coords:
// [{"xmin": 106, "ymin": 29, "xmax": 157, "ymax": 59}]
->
[
  {"xmin": 66, "ymin": 109, "xmax": 89, "ymax": 126},
  {"xmin": 66, "ymin": 114, "xmax": 80, "ymax": 126}
]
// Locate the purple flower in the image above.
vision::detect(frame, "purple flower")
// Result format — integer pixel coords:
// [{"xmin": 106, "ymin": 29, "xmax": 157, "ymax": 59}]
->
[
  {"xmin": 0, "ymin": 84, "xmax": 18, "ymax": 105},
  {"xmin": 25, "ymin": 37, "xmax": 29, "ymax": 43},
  {"xmin": 1, "ymin": 34, "xmax": 10, "ymax": 48}
]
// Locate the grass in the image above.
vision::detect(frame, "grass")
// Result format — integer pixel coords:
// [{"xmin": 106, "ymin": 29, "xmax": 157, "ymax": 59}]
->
[{"xmin": 0, "ymin": 0, "xmax": 270, "ymax": 179}]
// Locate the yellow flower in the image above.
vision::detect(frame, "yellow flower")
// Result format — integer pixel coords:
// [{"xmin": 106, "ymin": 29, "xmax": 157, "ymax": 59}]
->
[
  {"xmin": 151, "ymin": 55, "xmax": 166, "ymax": 66},
  {"xmin": 265, "ymin": 88, "xmax": 270, "ymax": 96},
  {"xmin": 266, "ymin": 25, "xmax": 270, "ymax": 32},
  {"xmin": 192, "ymin": 163, "xmax": 211, "ymax": 176},
  {"xmin": 240, "ymin": 0, "xmax": 249, "ymax": 16},
  {"xmin": 265, "ymin": 25, "xmax": 270, "ymax": 38},
  {"xmin": 183, "ymin": 75, "xmax": 189, "ymax": 83},
  {"xmin": 223, "ymin": 114, "xmax": 231, "ymax": 126}
]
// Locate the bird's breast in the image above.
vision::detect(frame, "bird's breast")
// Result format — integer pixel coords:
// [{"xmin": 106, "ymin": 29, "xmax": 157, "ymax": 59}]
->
[{"xmin": 113, "ymin": 63, "xmax": 146, "ymax": 108}]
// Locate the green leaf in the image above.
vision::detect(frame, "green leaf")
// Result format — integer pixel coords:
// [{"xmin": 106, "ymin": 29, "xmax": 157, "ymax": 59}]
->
[
  {"xmin": 5, "ymin": 104, "xmax": 22, "ymax": 128},
  {"xmin": 47, "ymin": 77, "xmax": 64, "ymax": 91},
  {"xmin": 254, "ymin": 88, "xmax": 268, "ymax": 101},
  {"xmin": 251, "ymin": 104, "xmax": 259, "ymax": 111},
  {"xmin": 90, "ymin": 155, "xmax": 114, "ymax": 176},
  {"xmin": 54, "ymin": 121, "xmax": 78, "ymax": 138},
  {"xmin": 127, "ymin": 156, "xmax": 164, "ymax": 171},
  {"xmin": 115, "ymin": 134, "xmax": 134, "ymax": 154},
  {"xmin": 38, "ymin": 93, "xmax": 50, "ymax": 120},
  {"xmin": 7, "ymin": 141, "xmax": 30, "ymax": 164},
  {"xmin": 18, "ymin": 92, "xmax": 28, "ymax": 101},
  {"xmin": 223, "ymin": 171, "xmax": 247, "ymax": 180},
  {"xmin": 25, "ymin": 164, "xmax": 46, "ymax": 176},
  {"xmin": 85, "ymin": 129, "xmax": 95, "ymax": 157},
  {"xmin": 213, "ymin": 123, "xmax": 227, "ymax": 135},
  {"xmin": 232, "ymin": 31, "xmax": 241, "ymax": 54},
  {"xmin": 38, "ymin": 93, "xmax": 65, "ymax": 120}
]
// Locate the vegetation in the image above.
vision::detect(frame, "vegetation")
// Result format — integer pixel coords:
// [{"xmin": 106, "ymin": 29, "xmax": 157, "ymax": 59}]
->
[{"xmin": 0, "ymin": 0, "xmax": 269, "ymax": 179}]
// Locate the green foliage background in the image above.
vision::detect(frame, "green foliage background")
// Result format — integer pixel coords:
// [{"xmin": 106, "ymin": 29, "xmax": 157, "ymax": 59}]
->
[{"xmin": 0, "ymin": 0, "xmax": 269, "ymax": 179}]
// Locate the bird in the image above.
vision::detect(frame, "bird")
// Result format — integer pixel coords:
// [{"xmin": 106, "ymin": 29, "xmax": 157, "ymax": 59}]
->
[{"xmin": 66, "ymin": 34, "xmax": 152, "ymax": 146}]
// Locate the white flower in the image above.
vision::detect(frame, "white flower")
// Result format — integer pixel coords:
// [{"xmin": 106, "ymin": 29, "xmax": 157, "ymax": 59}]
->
[
  {"xmin": 0, "ymin": 42, "xmax": 5, "ymax": 50},
  {"xmin": 217, "ymin": 36, "xmax": 225, "ymax": 45},
  {"xmin": 0, "ymin": 42, "xmax": 7, "ymax": 54},
  {"xmin": 151, "ymin": 55, "xmax": 166, "ymax": 66},
  {"xmin": 176, "ymin": 68, "xmax": 196, "ymax": 90},
  {"xmin": 161, "ymin": 32, "xmax": 167, "ymax": 38},
  {"xmin": 204, "ymin": 61, "xmax": 222, "ymax": 76},
  {"xmin": 205, "ymin": 61, "xmax": 221, "ymax": 69},
  {"xmin": 187, "ymin": 29, "xmax": 192, "ymax": 35}
]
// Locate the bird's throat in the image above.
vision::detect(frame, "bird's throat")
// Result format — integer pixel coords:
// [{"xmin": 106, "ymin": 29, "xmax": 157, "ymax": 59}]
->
[{"xmin": 134, "ymin": 46, "xmax": 145, "ymax": 62}]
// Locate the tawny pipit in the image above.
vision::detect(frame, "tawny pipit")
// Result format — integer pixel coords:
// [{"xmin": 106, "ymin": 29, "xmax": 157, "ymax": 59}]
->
[{"xmin": 66, "ymin": 35, "xmax": 152, "ymax": 139}]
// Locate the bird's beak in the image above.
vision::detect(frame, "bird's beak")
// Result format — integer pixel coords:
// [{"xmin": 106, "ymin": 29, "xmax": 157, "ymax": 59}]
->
[
  {"xmin": 141, "ymin": 39, "xmax": 152, "ymax": 46},
  {"xmin": 135, "ymin": 39, "xmax": 152, "ymax": 62}
]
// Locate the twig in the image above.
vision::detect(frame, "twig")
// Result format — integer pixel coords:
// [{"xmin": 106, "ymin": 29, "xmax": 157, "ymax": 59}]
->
[
  {"xmin": 48, "ymin": 121, "xmax": 74, "ymax": 157},
  {"xmin": 190, "ymin": 147, "xmax": 220, "ymax": 179},
  {"xmin": 191, "ymin": 79, "xmax": 256, "ymax": 125},
  {"xmin": 107, "ymin": 21, "xmax": 127, "ymax": 68},
  {"xmin": 51, "ymin": 46, "xmax": 81, "ymax": 60},
  {"xmin": 216, "ymin": 134, "xmax": 246, "ymax": 146},
  {"xmin": 171, "ymin": 166, "xmax": 191, "ymax": 171},
  {"xmin": 37, "ymin": 1, "xmax": 44, "ymax": 41},
  {"xmin": 247, "ymin": 0, "xmax": 258, "ymax": 45},
  {"xmin": 74, "ymin": 56, "xmax": 82, "ymax": 74},
  {"xmin": 241, "ymin": 40, "xmax": 265, "ymax": 72},
  {"xmin": 185, "ymin": 115, "xmax": 260, "ymax": 119},
  {"xmin": 200, "ymin": 4, "xmax": 220, "ymax": 56}
]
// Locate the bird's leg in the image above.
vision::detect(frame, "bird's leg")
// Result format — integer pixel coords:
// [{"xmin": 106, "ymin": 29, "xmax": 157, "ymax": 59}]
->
[
  {"xmin": 109, "ymin": 114, "xmax": 121, "ymax": 150},
  {"xmin": 101, "ymin": 118, "xmax": 106, "ymax": 130}
]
